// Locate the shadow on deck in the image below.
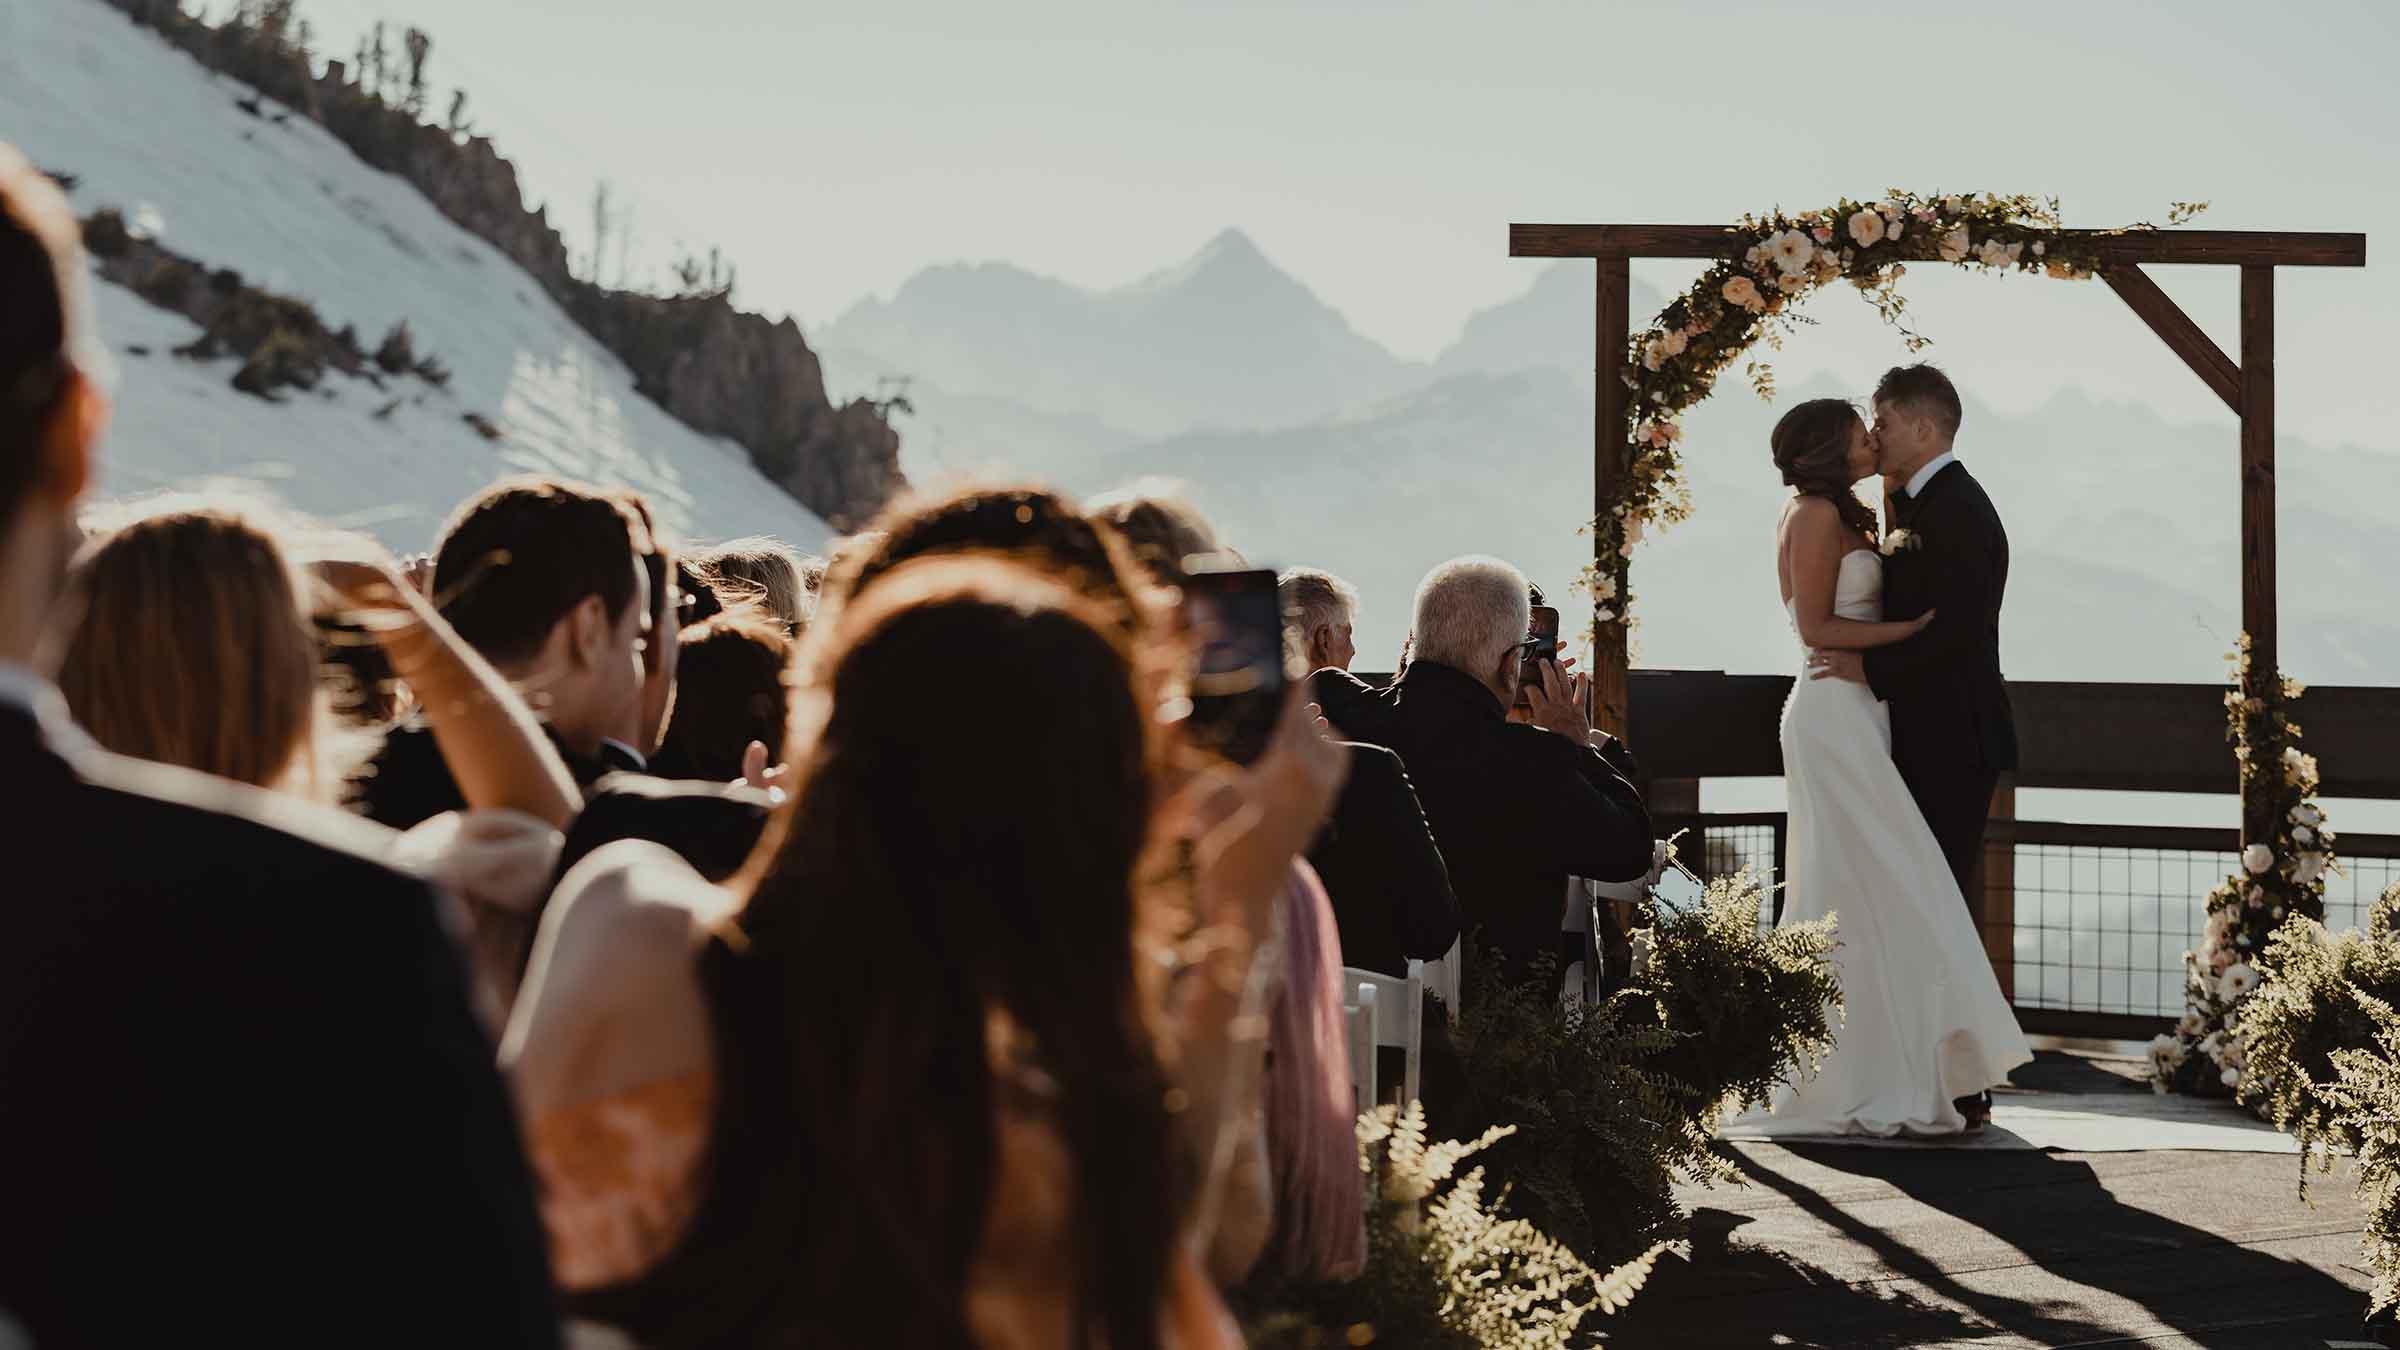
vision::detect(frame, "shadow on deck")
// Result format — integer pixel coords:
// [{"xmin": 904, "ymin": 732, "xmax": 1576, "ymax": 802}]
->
[{"xmin": 1606, "ymin": 1050, "xmax": 2374, "ymax": 1349}]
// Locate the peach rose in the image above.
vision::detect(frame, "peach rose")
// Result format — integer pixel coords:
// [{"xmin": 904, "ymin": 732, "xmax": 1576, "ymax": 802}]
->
[
  {"xmin": 1848, "ymin": 209, "xmax": 1888, "ymax": 247},
  {"xmin": 1721, "ymin": 275, "xmax": 1765, "ymax": 312}
]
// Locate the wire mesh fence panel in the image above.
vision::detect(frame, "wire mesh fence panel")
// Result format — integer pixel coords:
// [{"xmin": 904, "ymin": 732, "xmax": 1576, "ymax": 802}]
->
[{"xmin": 1646, "ymin": 814, "xmax": 2400, "ymax": 1022}]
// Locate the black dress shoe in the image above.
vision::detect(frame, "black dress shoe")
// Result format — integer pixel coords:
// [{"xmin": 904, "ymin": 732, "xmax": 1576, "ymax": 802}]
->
[{"xmin": 1955, "ymin": 1091, "xmax": 1992, "ymax": 1131}]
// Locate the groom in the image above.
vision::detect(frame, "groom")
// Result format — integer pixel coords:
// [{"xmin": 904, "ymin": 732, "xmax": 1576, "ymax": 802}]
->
[{"xmin": 1819, "ymin": 365, "xmax": 2017, "ymax": 897}]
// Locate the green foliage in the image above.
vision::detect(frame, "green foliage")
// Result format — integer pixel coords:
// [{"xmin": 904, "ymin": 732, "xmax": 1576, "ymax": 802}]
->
[
  {"xmin": 1243, "ymin": 1103, "xmax": 1664, "ymax": 1349},
  {"xmin": 1631, "ymin": 867, "xmax": 1844, "ymax": 1120},
  {"xmin": 1450, "ymin": 947, "xmax": 1709, "ymax": 1267},
  {"xmin": 2232, "ymin": 884, "xmax": 2400, "ymax": 1194},
  {"xmin": 2322, "ymin": 993, "xmax": 2400, "ymax": 1317}
]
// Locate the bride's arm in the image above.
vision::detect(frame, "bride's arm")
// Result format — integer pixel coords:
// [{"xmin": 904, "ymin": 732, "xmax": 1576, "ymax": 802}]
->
[{"xmin": 1787, "ymin": 498, "xmax": 1932, "ymax": 651}]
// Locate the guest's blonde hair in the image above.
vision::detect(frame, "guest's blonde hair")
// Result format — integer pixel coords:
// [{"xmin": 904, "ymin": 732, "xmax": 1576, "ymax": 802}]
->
[
  {"xmin": 689, "ymin": 534, "xmax": 811, "ymax": 630},
  {"xmin": 59, "ymin": 498, "xmax": 356, "ymax": 797}
]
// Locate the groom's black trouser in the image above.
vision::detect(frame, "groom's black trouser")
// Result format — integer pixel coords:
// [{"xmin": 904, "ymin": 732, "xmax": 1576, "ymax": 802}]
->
[{"xmin": 1898, "ymin": 757, "xmax": 2000, "ymax": 920}]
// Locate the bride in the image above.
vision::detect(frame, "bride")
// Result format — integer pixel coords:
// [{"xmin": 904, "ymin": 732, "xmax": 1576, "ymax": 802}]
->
[{"xmin": 1729, "ymin": 398, "xmax": 2029, "ymax": 1138}]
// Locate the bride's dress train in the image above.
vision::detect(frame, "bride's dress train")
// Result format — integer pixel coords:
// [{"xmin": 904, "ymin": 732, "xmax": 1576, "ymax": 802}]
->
[{"xmin": 1726, "ymin": 550, "xmax": 2029, "ymax": 1138}]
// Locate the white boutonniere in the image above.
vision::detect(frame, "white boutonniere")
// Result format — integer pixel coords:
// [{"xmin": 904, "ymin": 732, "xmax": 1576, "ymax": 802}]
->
[{"xmin": 1880, "ymin": 528, "xmax": 1923, "ymax": 557}]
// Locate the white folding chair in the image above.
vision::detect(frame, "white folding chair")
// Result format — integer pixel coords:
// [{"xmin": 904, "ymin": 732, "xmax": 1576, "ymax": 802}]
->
[{"xmin": 1341, "ymin": 965, "xmax": 1423, "ymax": 1113}]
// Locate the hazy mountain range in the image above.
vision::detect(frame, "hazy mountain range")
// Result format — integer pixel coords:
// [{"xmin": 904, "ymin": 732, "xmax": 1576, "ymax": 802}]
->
[{"xmin": 818, "ymin": 235, "xmax": 2399, "ymax": 691}]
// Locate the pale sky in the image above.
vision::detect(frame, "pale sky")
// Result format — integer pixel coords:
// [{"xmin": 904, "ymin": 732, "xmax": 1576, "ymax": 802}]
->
[{"xmin": 287, "ymin": 0, "xmax": 2400, "ymax": 446}]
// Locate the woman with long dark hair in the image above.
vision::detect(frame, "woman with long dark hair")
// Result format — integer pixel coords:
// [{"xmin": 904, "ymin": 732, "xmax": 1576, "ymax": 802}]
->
[
  {"xmin": 506, "ymin": 550, "xmax": 1345, "ymax": 1347},
  {"xmin": 1724, "ymin": 398, "xmax": 2028, "ymax": 1139}
]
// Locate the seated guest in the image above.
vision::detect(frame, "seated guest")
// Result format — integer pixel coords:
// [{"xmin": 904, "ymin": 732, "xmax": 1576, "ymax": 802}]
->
[
  {"xmin": 686, "ymin": 533, "xmax": 812, "ymax": 631},
  {"xmin": 362, "ymin": 476, "xmax": 656, "ymax": 827},
  {"xmin": 645, "ymin": 612, "xmax": 791, "ymax": 785},
  {"xmin": 1273, "ymin": 565, "xmax": 1457, "ymax": 980},
  {"xmin": 1092, "ymin": 485, "xmax": 1365, "ymax": 1285},
  {"xmin": 1313, "ymin": 555, "xmax": 1652, "ymax": 977},
  {"xmin": 0, "ymin": 139, "xmax": 558, "ymax": 1345},
  {"xmin": 503, "ymin": 556, "xmax": 1344, "ymax": 1346},
  {"xmin": 1277, "ymin": 566, "xmax": 1359, "ymax": 672}
]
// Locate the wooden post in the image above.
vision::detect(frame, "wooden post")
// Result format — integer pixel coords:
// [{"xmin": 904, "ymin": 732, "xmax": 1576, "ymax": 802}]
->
[
  {"xmin": 1593, "ymin": 256, "xmax": 1631, "ymax": 738},
  {"xmin": 1983, "ymin": 778, "xmax": 2016, "ymax": 1001},
  {"xmin": 2240, "ymin": 265, "xmax": 2277, "ymax": 846}
]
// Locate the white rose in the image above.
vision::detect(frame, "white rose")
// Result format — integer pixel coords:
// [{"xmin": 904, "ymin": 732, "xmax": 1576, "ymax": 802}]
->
[
  {"xmin": 1770, "ymin": 229, "xmax": 1815, "ymax": 276},
  {"xmin": 1977, "ymin": 239, "xmax": 2012, "ymax": 268},
  {"xmin": 2243, "ymin": 844, "xmax": 2274, "ymax": 875},
  {"xmin": 2032, "ymin": 241, "xmax": 2047, "ymax": 256},
  {"xmin": 2294, "ymin": 826, "xmax": 2316, "ymax": 846},
  {"xmin": 2295, "ymin": 852, "xmax": 2329, "ymax": 884},
  {"xmin": 1847, "ymin": 209, "xmax": 1888, "ymax": 248},
  {"xmin": 1887, "ymin": 218, "xmax": 1905, "ymax": 241},
  {"xmin": 2177, "ymin": 1011, "xmax": 2204, "ymax": 1036},
  {"xmin": 1662, "ymin": 329, "xmax": 1689, "ymax": 357},
  {"xmin": 2219, "ymin": 962, "xmax": 2260, "ymax": 1001},
  {"xmin": 2004, "ymin": 242, "xmax": 2025, "ymax": 265},
  {"xmin": 1591, "ymin": 575, "xmax": 1619, "ymax": 602},
  {"xmin": 1939, "ymin": 226, "xmax": 1971, "ymax": 263},
  {"xmin": 2222, "ymin": 1066, "xmax": 2243, "ymax": 1089}
]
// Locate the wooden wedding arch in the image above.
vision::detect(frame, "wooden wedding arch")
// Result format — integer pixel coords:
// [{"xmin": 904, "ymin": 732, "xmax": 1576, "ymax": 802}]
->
[{"xmin": 1513, "ymin": 222, "xmax": 2367, "ymax": 842}]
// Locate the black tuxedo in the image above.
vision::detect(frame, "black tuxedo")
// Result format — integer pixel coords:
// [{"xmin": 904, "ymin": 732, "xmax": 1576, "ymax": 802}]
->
[
  {"xmin": 0, "ymin": 693, "xmax": 560, "ymax": 1346},
  {"xmin": 1864, "ymin": 460, "xmax": 2018, "ymax": 907}
]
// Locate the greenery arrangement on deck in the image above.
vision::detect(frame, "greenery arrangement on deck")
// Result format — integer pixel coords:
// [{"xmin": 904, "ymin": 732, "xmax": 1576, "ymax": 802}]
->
[
  {"xmin": 2150, "ymin": 635, "xmax": 2337, "ymax": 1096},
  {"xmin": 1576, "ymin": 191, "xmax": 2205, "ymax": 638},
  {"xmin": 1240, "ymin": 870, "xmax": 1841, "ymax": 1345}
]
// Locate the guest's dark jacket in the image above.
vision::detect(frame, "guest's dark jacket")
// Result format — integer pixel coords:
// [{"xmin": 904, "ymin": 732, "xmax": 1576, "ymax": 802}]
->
[
  {"xmin": 363, "ymin": 721, "xmax": 770, "ymax": 892},
  {"xmin": 358, "ymin": 718, "xmax": 638, "ymax": 829},
  {"xmin": 1864, "ymin": 460, "xmax": 2018, "ymax": 775},
  {"xmin": 1308, "ymin": 740, "xmax": 1458, "ymax": 978},
  {"xmin": 0, "ymin": 689, "xmax": 560, "ymax": 1346},
  {"xmin": 1313, "ymin": 661, "xmax": 1652, "ymax": 973}
]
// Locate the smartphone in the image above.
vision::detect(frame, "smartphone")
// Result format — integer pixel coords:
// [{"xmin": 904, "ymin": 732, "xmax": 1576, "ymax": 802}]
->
[
  {"xmin": 1517, "ymin": 605, "xmax": 1561, "ymax": 707},
  {"xmin": 1181, "ymin": 563, "xmax": 1289, "ymax": 765}
]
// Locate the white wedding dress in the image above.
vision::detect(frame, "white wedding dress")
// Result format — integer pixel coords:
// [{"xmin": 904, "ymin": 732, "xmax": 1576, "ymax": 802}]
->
[{"xmin": 1725, "ymin": 549, "xmax": 2030, "ymax": 1138}]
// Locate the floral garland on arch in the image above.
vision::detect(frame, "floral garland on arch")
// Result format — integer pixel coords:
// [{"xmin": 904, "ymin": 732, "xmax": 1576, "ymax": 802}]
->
[
  {"xmin": 2148, "ymin": 634, "xmax": 2337, "ymax": 1096},
  {"xmin": 1576, "ymin": 190, "xmax": 2206, "ymax": 632}
]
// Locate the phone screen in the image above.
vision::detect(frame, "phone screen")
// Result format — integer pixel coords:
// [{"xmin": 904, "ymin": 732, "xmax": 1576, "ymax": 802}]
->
[
  {"xmin": 1518, "ymin": 605, "xmax": 1561, "ymax": 706},
  {"xmin": 1182, "ymin": 566, "xmax": 1288, "ymax": 765}
]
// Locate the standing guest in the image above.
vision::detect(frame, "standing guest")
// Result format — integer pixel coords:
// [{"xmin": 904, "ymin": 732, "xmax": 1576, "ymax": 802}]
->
[
  {"xmin": 504, "ymin": 557, "xmax": 1345, "ymax": 1347},
  {"xmin": 1092, "ymin": 486, "xmax": 1367, "ymax": 1285},
  {"xmin": 611, "ymin": 490, "xmax": 690, "ymax": 761},
  {"xmin": 56, "ymin": 500, "xmax": 585, "ymax": 1012},
  {"xmin": 362, "ymin": 476, "xmax": 656, "ymax": 828},
  {"xmin": 1277, "ymin": 566, "xmax": 1359, "ymax": 672},
  {"xmin": 687, "ymin": 533, "xmax": 812, "ymax": 631},
  {"xmin": 0, "ymin": 141, "xmax": 558, "ymax": 1346},
  {"xmin": 646, "ymin": 611, "xmax": 792, "ymax": 785}
]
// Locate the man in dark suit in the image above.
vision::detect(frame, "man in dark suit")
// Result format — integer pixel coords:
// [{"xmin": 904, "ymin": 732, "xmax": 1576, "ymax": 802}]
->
[
  {"xmin": 0, "ymin": 144, "xmax": 559, "ymax": 1345},
  {"xmin": 1307, "ymin": 739, "xmax": 1458, "ymax": 979},
  {"xmin": 1848, "ymin": 363, "xmax": 2018, "ymax": 905},
  {"xmin": 1313, "ymin": 556, "xmax": 1652, "ymax": 977}
]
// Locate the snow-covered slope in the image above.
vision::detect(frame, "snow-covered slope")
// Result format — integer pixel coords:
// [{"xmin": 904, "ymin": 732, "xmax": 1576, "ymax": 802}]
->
[{"xmin": 2, "ymin": 0, "xmax": 831, "ymax": 552}]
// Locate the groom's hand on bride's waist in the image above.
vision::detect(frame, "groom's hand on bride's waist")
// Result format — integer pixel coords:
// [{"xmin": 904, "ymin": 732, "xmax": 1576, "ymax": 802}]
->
[{"xmin": 1806, "ymin": 649, "xmax": 1867, "ymax": 684}]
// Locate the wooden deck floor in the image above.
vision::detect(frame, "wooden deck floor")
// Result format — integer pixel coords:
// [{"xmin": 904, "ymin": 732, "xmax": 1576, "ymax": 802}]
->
[{"xmin": 1603, "ymin": 1050, "xmax": 2379, "ymax": 1349}]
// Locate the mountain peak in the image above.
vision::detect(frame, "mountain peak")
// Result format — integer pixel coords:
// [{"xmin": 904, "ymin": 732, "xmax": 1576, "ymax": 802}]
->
[{"xmin": 1193, "ymin": 226, "xmax": 1265, "ymax": 267}]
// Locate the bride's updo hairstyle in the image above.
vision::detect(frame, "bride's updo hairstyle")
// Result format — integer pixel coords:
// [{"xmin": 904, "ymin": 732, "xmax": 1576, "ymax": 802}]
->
[{"xmin": 1771, "ymin": 398, "xmax": 1878, "ymax": 540}]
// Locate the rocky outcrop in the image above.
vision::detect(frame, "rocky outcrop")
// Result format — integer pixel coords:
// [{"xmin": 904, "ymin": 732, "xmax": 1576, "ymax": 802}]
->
[{"xmin": 97, "ymin": 0, "xmax": 903, "ymax": 530}]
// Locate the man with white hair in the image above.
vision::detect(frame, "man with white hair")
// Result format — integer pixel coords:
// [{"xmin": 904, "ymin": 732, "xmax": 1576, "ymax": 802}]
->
[
  {"xmin": 1315, "ymin": 555, "xmax": 1651, "ymax": 976},
  {"xmin": 1278, "ymin": 566, "xmax": 1358, "ymax": 671}
]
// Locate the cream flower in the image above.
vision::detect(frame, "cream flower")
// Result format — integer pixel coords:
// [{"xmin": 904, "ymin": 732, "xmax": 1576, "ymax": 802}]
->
[
  {"xmin": 2243, "ymin": 843, "xmax": 2274, "ymax": 874},
  {"xmin": 1977, "ymin": 238, "xmax": 2013, "ymax": 268},
  {"xmin": 2294, "ymin": 851, "xmax": 2329, "ymax": 884},
  {"xmin": 1770, "ymin": 229, "xmax": 1815, "ymax": 275},
  {"xmin": 1721, "ymin": 275, "xmax": 1765, "ymax": 312},
  {"xmin": 1642, "ymin": 338, "xmax": 1667, "ymax": 371},
  {"xmin": 2032, "ymin": 241, "xmax": 2047, "ymax": 256},
  {"xmin": 1811, "ymin": 225, "xmax": 1834, "ymax": 245},
  {"xmin": 1591, "ymin": 574, "xmax": 1619, "ymax": 602},
  {"xmin": 2294, "ymin": 825, "xmax": 2316, "ymax": 846},
  {"xmin": 1661, "ymin": 329, "xmax": 1689, "ymax": 358},
  {"xmin": 2221, "ymin": 1066, "xmax": 2243, "ymax": 1089},
  {"xmin": 2219, "ymin": 962, "xmax": 2261, "ymax": 1000},
  {"xmin": 2292, "ymin": 804, "xmax": 2324, "ymax": 827},
  {"xmin": 1939, "ymin": 226, "xmax": 1971, "ymax": 263},
  {"xmin": 2177, "ymin": 1011, "xmax": 2205, "ymax": 1037},
  {"xmin": 1847, "ymin": 209, "xmax": 1888, "ymax": 248},
  {"xmin": 1886, "ymin": 218, "xmax": 1905, "ymax": 242},
  {"xmin": 1777, "ymin": 272, "xmax": 1809, "ymax": 295},
  {"xmin": 1941, "ymin": 194, "xmax": 1963, "ymax": 214}
]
